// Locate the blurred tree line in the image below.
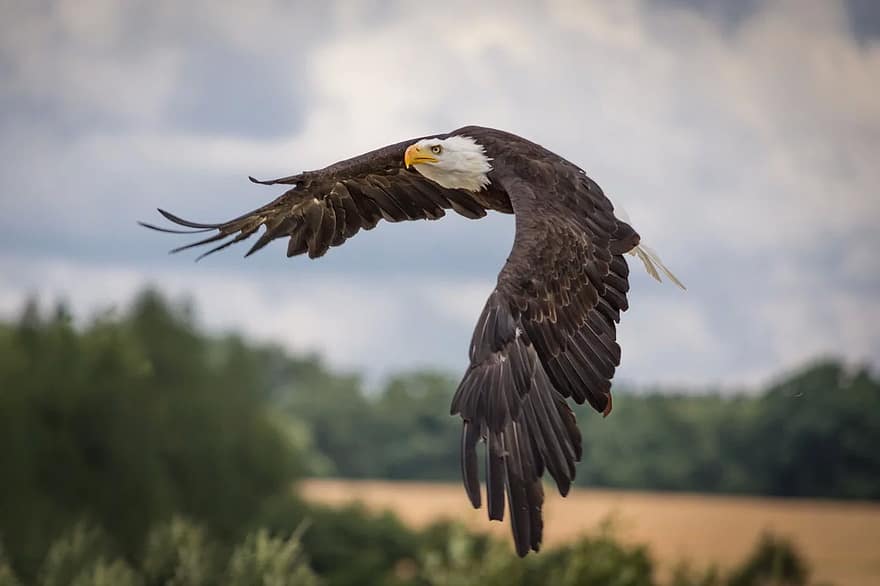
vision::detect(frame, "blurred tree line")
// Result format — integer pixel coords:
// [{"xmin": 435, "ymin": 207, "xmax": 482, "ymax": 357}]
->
[
  {"xmin": 0, "ymin": 289, "xmax": 869, "ymax": 585},
  {"xmin": 280, "ymin": 339, "xmax": 880, "ymax": 502}
]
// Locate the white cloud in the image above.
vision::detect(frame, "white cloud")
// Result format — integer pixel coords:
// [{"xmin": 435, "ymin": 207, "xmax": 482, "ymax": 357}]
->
[
  {"xmin": 1, "ymin": 0, "xmax": 877, "ymax": 387},
  {"xmin": 0, "ymin": 254, "xmax": 488, "ymax": 384},
  {"xmin": 617, "ymin": 291, "xmax": 725, "ymax": 385},
  {"xmin": 757, "ymin": 263, "xmax": 880, "ymax": 374},
  {"xmin": 419, "ymin": 279, "xmax": 496, "ymax": 325}
]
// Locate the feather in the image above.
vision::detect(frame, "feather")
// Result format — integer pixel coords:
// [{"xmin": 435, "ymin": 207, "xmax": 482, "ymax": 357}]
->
[
  {"xmin": 330, "ymin": 182, "xmax": 363, "ymax": 237},
  {"xmin": 170, "ymin": 231, "xmax": 230, "ymax": 254},
  {"xmin": 486, "ymin": 431, "xmax": 505, "ymax": 521},
  {"xmin": 461, "ymin": 420, "xmax": 481, "ymax": 508},
  {"xmin": 311, "ymin": 201, "xmax": 336, "ymax": 257},
  {"xmin": 327, "ymin": 193, "xmax": 348, "ymax": 246},
  {"xmin": 631, "ymin": 244, "xmax": 686, "ymax": 290},
  {"xmin": 195, "ymin": 230, "xmax": 257, "ymax": 261},
  {"xmin": 246, "ymin": 216, "xmax": 299, "ymax": 257},
  {"xmin": 368, "ymin": 176, "xmax": 425, "ymax": 220},
  {"xmin": 504, "ymin": 422, "xmax": 531, "ymax": 557},
  {"xmin": 287, "ymin": 230, "xmax": 308, "ymax": 257},
  {"xmin": 137, "ymin": 222, "xmax": 212, "ymax": 235},
  {"xmin": 357, "ymin": 181, "xmax": 410, "ymax": 222},
  {"xmin": 156, "ymin": 208, "xmax": 214, "ymax": 228},
  {"xmin": 528, "ymin": 385, "xmax": 573, "ymax": 494},
  {"xmin": 345, "ymin": 182, "xmax": 384, "ymax": 228},
  {"xmin": 248, "ymin": 174, "xmax": 302, "ymax": 186},
  {"xmin": 445, "ymin": 190, "xmax": 489, "ymax": 219},
  {"xmin": 304, "ymin": 203, "xmax": 327, "ymax": 259}
]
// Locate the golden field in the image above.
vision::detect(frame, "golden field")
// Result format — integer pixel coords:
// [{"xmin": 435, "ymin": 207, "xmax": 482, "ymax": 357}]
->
[{"xmin": 300, "ymin": 479, "xmax": 880, "ymax": 586}]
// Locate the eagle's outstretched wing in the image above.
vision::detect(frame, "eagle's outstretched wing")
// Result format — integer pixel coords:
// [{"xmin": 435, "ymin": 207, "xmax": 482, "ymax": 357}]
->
[
  {"xmin": 140, "ymin": 137, "xmax": 510, "ymax": 260},
  {"xmin": 449, "ymin": 157, "xmax": 640, "ymax": 556},
  {"xmin": 142, "ymin": 125, "xmax": 644, "ymax": 557}
]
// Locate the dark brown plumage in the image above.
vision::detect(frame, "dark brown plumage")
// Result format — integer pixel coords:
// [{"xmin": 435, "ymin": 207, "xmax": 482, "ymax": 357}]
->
[{"xmin": 141, "ymin": 125, "xmax": 642, "ymax": 557}]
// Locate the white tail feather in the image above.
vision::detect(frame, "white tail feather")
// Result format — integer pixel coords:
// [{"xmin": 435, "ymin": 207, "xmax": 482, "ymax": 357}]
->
[
  {"xmin": 630, "ymin": 244, "xmax": 686, "ymax": 290},
  {"xmin": 612, "ymin": 202, "xmax": 685, "ymax": 290}
]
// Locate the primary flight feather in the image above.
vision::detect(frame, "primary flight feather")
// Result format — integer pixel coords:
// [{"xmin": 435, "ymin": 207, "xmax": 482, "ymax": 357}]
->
[{"xmin": 141, "ymin": 125, "xmax": 684, "ymax": 556}]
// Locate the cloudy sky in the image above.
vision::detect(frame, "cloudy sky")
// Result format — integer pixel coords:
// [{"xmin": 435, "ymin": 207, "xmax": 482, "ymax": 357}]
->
[{"xmin": 1, "ymin": 0, "xmax": 878, "ymax": 389}]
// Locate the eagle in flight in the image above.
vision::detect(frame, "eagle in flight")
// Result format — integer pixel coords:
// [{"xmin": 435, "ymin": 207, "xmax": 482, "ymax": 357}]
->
[{"xmin": 142, "ymin": 126, "xmax": 684, "ymax": 556}]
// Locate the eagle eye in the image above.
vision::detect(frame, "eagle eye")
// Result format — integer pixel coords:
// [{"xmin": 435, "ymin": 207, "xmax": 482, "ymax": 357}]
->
[{"xmin": 431, "ymin": 145, "xmax": 442, "ymax": 155}]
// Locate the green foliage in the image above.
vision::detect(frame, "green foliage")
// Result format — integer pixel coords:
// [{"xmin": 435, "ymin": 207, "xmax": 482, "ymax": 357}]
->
[
  {"xmin": 252, "ymin": 493, "xmax": 426, "ymax": 586},
  {"xmin": 36, "ymin": 523, "xmax": 138, "ymax": 586},
  {"xmin": 284, "ymin": 370, "xmax": 461, "ymax": 480},
  {"xmin": 576, "ymin": 393, "xmax": 755, "ymax": 493},
  {"xmin": 415, "ymin": 522, "xmax": 813, "ymax": 586},
  {"xmin": 416, "ymin": 520, "xmax": 656, "ymax": 586},
  {"xmin": 0, "ymin": 289, "xmax": 855, "ymax": 585},
  {"xmin": 541, "ymin": 524, "xmax": 654, "ymax": 586},
  {"xmin": 727, "ymin": 533, "xmax": 809, "ymax": 586},
  {"xmin": 0, "ymin": 292, "xmax": 303, "ymax": 580},
  {"xmin": 226, "ymin": 527, "xmax": 319, "ymax": 586},
  {"xmin": 369, "ymin": 372, "xmax": 463, "ymax": 480},
  {"xmin": 297, "ymin": 504, "xmax": 419, "ymax": 586},
  {"xmin": 141, "ymin": 517, "xmax": 217, "ymax": 586},
  {"xmin": 0, "ymin": 542, "xmax": 22, "ymax": 586},
  {"xmin": 8, "ymin": 520, "xmax": 317, "ymax": 586},
  {"xmin": 10, "ymin": 516, "xmax": 815, "ymax": 586},
  {"xmin": 68, "ymin": 559, "xmax": 143, "ymax": 586},
  {"xmin": 288, "ymin": 356, "xmax": 880, "ymax": 501},
  {"xmin": 668, "ymin": 561, "xmax": 723, "ymax": 586},
  {"xmin": 11, "ymin": 516, "xmax": 817, "ymax": 586},
  {"xmin": 418, "ymin": 523, "xmax": 525, "ymax": 586},
  {"xmin": 745, "ymin": 363, "xmax": 880, "ymax": 499}
]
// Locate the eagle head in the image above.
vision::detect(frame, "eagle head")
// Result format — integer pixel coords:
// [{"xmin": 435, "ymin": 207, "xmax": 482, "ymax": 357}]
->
[{"xmin": 404, "ymin": 135, "xmax": 492, "ymax": 192}]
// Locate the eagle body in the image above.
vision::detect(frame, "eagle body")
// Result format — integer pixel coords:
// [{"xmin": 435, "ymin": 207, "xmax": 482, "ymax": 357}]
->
[{"xmin": 143, "ymin": 125, "xmax": 682, "ymax": 557}]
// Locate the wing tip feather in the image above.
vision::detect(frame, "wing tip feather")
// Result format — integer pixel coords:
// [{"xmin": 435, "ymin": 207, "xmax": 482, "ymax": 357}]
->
[{"xmin": 248, "ymin": 173, "xmax": 302, "ymax": 186}]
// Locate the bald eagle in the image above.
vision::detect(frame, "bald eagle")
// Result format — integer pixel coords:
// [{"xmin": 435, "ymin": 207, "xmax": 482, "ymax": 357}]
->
[{"xmin": 142, "ymin": 126, "xmax": 684, "ymax": 556}]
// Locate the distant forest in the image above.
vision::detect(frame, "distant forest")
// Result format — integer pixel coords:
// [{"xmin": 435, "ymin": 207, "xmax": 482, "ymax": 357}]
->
[
  {"xmin": 1, "ymin": 289, "xmax": 873, "ymax": 585},
  {"xmin": 282, "ymin": 325, "xmax": 880, "ymax": 502},
  {"xmin": 4, "ymin": 289, "xmax": 878, "ymax": 500}
]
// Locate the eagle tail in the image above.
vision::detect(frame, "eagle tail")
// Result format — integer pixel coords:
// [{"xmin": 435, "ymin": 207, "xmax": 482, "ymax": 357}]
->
[{"xmin": 631, "ymin": 244, "xmax": 686, "ymax": 290}]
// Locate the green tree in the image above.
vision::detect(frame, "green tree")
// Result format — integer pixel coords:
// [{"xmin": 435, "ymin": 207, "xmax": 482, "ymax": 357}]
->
[
  {"xmin": 0, "ymin": 292, "xmax": 303, "ymax": 580},
  {"xmin": 745, "ymin": 361, "xmax": 880, "ymax": 499}
]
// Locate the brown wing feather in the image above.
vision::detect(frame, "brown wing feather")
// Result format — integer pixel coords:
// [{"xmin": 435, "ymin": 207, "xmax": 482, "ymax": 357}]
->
[
  {"xmin": 140, "ymin": 138, "xmax": 501, "ymax": 260},
  {"xmin": 449, "ymin": 149, "xmax": 638, "ymax": 556},
  {"xmin": 142, "ymin": 125, "xmax": 639, "ymax": 558}
]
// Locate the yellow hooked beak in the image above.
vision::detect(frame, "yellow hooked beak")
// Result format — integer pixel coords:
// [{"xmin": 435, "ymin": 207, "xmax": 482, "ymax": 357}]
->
[{"xmin": 404, "ymin": 144, "xmax": 438, "ymax": 169}]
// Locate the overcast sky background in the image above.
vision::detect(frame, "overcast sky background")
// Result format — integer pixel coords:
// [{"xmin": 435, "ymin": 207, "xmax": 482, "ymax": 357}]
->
[{"xmin": 1, "ymin": 0, "xmax": 878, "ymax": 389}]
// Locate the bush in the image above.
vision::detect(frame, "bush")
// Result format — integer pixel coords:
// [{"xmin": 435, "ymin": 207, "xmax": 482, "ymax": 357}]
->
[
  {"xmin": 296, "ymin": 504, "xmax": 419, "ymax": 586},
  {"xmin": 68, "ymin": 560, "xmax": 142, "ymax": 586},
  {"xmin": 226, "ymin": 527, "xmax": 319, "ymax": 586},
  {"xmin": 668, "ymin": 561, "xmax": 722, "ymax": 586},
  {"xmin": 2, "ymin": 512, "xmax": 817, "ymax": 586},
  {"xmin": 0, "ymin": 541, "xmax": 22, "ymax": 586},
  {"xmin": 21, "ymin": 520, "xmax": 320, "ymax": 586},
  {"xmin": 416, "ymin": 521, "xmax": 655, "ymax": 586},
  {"xmin": 418, "ymin": 523, "xmax": 524, "ymax": 586},
  {"xmin": 727, "ymin": 533, "xmax": 809, "ymax": 586},
  {"xmin": 37, "ymin": 523, "xmax": 138, "ymax": 586},
  {"xmin": 141, "ymin": 517, "xmax": 217, "ymax": 586},
  {"xmin": 0, "ymin": 290, "xmax": 832, "ymax": 585},
  {"xmin": 540, "ymin": 525, "xmax": 654, "ymax": 586}
]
